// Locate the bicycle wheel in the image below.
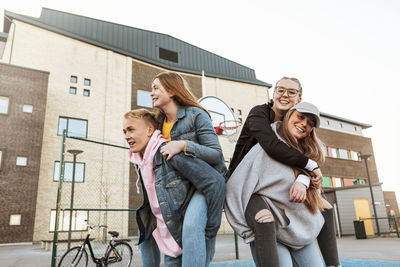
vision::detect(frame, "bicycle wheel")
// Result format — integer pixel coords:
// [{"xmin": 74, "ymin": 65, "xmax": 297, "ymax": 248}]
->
[
  {"xmin": 107, "ymin": 241, "xmax": 133, "ymax": 266},
  {"xmin": 58, "ymin": 246, "xmax": 88, "ymax": 267}
]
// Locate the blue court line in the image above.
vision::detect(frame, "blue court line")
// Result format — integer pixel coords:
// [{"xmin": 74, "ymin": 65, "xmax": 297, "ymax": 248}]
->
[{"xmin": 210, "ymin": 258, "xmax": 400, "ymax": 267}]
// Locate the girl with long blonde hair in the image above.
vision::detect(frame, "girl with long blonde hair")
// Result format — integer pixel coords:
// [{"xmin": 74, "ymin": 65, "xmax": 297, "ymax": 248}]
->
[{"xmin": 225, "ymin": 102, "xmax": 326, "ymax": 267}]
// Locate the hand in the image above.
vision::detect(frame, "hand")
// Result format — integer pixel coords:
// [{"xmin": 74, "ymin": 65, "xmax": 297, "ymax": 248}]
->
[
  {"xmin": 289, "ymin": 182, "xmax": 307, "ymax": 203},
  {"xmin": 310, "ymin": 168, "xmax": 322, "ymax": 189},
  {"xmin": 160, "ymin": 141, "xmax": 185, "ymax": 160}
]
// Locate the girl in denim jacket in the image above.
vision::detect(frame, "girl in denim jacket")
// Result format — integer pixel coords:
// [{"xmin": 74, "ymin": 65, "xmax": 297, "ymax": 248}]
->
[{"xmin": 150, "ymin": 72, "xmax": 227, "ymax": 266}]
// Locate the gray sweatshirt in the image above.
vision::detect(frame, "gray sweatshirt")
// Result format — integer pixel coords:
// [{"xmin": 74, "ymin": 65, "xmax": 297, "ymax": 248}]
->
[{"xmin": 224, "ymin": 122, "xmax": 324, "ymax": 249}]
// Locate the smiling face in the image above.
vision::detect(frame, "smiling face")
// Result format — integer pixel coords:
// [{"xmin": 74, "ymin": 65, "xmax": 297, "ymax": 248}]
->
[
  {"xmin": 287, "ymin": 110, "xmax": 316, "ymax": 140},
  {"xmin": 150, "ymin": 78, "xmax": 174, "ymax": 109},
  {"xmin": 272, "ymin": 78, "xmax": 302, "ymax": 120},
  {"xmin": 123, "ymin": 118, "xmax": 154, "ymax": 155}
]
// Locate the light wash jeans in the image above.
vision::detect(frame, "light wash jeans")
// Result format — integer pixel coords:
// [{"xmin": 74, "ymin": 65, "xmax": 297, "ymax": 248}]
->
[
  {"xmin": 182, "ymin": 191, "xmax": 216, "ymax": 267},
  {"xmin": 276, "ymin": 241, "xmax": 324, "ymax": 267},
  {"xmin": 140, "ymin": 234, "xmax": 182, "ymax": 267}
]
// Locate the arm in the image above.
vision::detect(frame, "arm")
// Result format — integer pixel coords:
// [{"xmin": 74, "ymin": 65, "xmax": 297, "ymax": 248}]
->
[
  {"xmin": 183, "ymin": 109, "xmax": 222, "ymax": 165},
  {"xmin": 246, "ymin": 104, "xmax": 310, "ymax": 169}
]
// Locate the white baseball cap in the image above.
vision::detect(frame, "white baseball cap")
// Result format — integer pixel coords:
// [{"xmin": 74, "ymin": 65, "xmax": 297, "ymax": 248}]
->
[{"xmin": 289, "ymin": 102, "xmax": 320, "ymax": 128}]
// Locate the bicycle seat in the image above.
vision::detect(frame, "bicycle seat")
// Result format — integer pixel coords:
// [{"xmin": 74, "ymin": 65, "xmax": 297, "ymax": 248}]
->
[{"xmin": 108, "ymin": 231, "xmax": 119, "ymax": 238}]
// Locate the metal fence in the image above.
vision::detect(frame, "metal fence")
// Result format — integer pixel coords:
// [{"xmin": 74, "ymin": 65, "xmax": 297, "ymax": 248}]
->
[
  {"xmin": 359, "ymin": 216, "xmax": 400, "ymax": 238},
  {"xmin": 51, "ymin": 131, "xmax": 140, "ymax": 266}
]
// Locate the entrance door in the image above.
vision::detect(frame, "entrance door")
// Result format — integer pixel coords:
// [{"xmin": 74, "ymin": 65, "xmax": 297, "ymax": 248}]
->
[{"xmin": 354, "ymin": 199, "xmax": 375, "ymax": 236}]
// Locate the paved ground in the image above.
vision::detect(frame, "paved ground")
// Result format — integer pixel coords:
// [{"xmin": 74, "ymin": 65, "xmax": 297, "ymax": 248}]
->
[{"xmin": 0, "ymin": 234, "xmax": 399, "ymax": 266}]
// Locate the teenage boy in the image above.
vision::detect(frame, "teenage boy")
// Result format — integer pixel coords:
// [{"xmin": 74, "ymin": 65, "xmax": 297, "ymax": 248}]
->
[{"xmin": 123, "ymin": 109, "xmax": 225, "ymax": 267}]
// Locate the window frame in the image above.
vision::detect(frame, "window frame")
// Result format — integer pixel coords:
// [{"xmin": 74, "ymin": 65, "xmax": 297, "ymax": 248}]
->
[
  {"xmin": 9, "ymin": 214, "xmax": 22, "ymax": 226},
  {"xmin": 84, "ymin": 78, "xmax": 91, "ymax": 86},
  {"xmin": 49, "ymin": 210, "xmax": 88, "ymax": 232},
  {"xmin": 53, "ymin": 161, "xmax": 86, "ymax": 183},
  {"xmin": 137, "ymin": 90, "xmax": 153, "ymax": 108},
  {"xmin": 57, "ymin": 117, "xmax": 88, "ymax": 138},
  {"xmin": 23, "ymin": 104, "xmax": 33, "ymax": 113},
  {"xmin": 159, "ymin": 47, "xmax": 179, "ymax": 63},
  {"xmin": 70, "ymin": 76, "xmax": 78, "ymax": 83},
  {"xmin": 0, "ymin": 96, "xmax": 10, "ymax": 114},
  {"xmin": 69, "ymin": 86, "xmax": 77, "ymax": 95},
  {"xmin": 16, "ymin": 156, "xmax": 28, "ymax": 166}
]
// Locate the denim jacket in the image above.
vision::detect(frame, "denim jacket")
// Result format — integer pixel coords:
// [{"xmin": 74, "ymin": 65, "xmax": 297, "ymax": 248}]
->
[
  {"xmin": 136, "ymin": 143, "xmax": 196, "ymax": 247},
  {"xmin": 157, "ymin": 106, "xmax": 228, "ymax": 177}
]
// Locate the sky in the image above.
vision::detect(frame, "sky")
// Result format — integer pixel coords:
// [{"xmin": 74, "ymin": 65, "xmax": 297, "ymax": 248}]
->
[{"xmin": 2, "ymin": 0, "xmax": 400, "ymax": 201}]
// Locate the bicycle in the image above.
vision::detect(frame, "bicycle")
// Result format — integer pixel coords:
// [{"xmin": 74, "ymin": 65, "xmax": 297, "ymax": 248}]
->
[{"xmin": 58, "ymin": 221, "xmax": 133, "ymax": 267}]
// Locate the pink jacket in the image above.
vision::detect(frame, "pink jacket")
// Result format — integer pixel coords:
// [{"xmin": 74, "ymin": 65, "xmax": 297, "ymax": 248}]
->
[{"xmin": 129, "ymin": 130, "xmax": 182, "ymax": 257}]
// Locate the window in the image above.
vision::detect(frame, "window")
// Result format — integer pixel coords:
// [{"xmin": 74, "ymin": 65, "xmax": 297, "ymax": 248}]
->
[
  {"xmin": 58, "ymin": 117, "xmax": 88, "ymax": 138},
  {"xmin": 23, "ymin": 105, "xmax": 33, "ymax": 113},
  {"xmin": 343, "ymin": 178, "xmax": 354, "ymax": 186},
  {"xmin": 84, "ymin": 78, "xmax": 91, "ymax": 86},
  {"xmin": 231, "ymin": 108, "xmax": 234, "ymax": 112},
  {"xmin": 70, "ymin": 76, "xmax": 77, "ymax": 83},
  {"xmin": 137, "ymin": 90, "xmax": 152, "ymax": 108},
  {"xmin": 69, "ymin": 87, "xmax": 77, "ymax": 94},
  {"xmin": 16, "ymin": 157, "xmax": 27, "ymax": 166},
  {"xmin": 350, "ymin": 151, "xmax": 359, "ymax": 161},
  {"xmin": 9, "ymin": 214, "xmax": 21, "ymax": 226},
  {"xmin": 0, "ymin": 96, "xmax": 9, "ymax": 114},
  {"xmin": 49, "ymin": 210, "xmax": 88, "ymax": 231},
  {"xmin": 327, "ymin": 147, "xmax": 337, "ymax": 158},
  {"xmin": 53, "ymin": 161, "xmax": 85, "ymax": 182},
  {"xmin": 237, "ymin": 109, "xmax": 242, "ymax": 115},
  {"xmin": 83, "ymin": 89, "xmax": 90, "ymax": 97},
  {"xmin": 322, "ymin": 176, "xmax": 332, "ymax": 188},
  {"xmin": 339, "ymin": 123, "xmax": 343, "ymax": 128},
  {"xmin": 159, "ymin": 47, "xmax": 178, "ymax": 63},
  {"xmin": 238, "ymin": 118, "xmax": 242, "ymax": 123},
  {"xmin": 338, "ymin": 148, "xmax": 349, "ymax": 159},
  {"xmin": 326, "ymin": 120, "xmax": 330, "ymax": 125},
  {"xmin": 333, "ymin": 177, "xmax": 342, "ymax": 187}
]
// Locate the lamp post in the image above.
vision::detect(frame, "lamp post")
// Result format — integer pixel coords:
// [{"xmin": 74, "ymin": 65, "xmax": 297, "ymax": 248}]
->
[
  {"xmin": 67, "ymin": 149, "xmax": 83, "ymax": 249},
  {"xmin": 359, "ymin": 154, "xmax": 380, "ymax": 236}
]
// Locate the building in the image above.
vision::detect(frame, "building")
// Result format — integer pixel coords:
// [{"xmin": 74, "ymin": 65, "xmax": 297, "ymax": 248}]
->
[
  {"xmin": 318, "ymin": 113, "xmax": 392, "ymax": 236},
  {"xmin": 383, "ymin": 191, "xmax": 400, "ymax": 217},
  {"xmin": 0, "ymin": 8, "xmax": 270, "ymax": 243}
]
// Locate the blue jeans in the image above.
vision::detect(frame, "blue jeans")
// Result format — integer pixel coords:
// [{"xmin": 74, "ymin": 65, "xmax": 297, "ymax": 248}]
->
[
  {"xmin": 276, "ymin": 241, "xmax": 324, "ymax": 267},
  {"xmin": 169, "ymin": 153, "xmax": 226, "ymax": 239},
  {"xmin": 140, "ymin": 234, "xmax": 182, "ymax": 267},
  {"xmin": 182, "ymin": 191, "xmax": 216, "ymax": 267}
]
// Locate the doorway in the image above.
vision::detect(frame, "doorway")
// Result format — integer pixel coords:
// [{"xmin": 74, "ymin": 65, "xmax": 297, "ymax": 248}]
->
[{"xmin": 354, "ymin": 198, "xmax": 375, "ymax": 236}]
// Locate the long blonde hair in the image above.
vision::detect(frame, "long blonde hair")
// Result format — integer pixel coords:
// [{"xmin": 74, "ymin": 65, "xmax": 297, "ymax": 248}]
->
[
  {"xmin": 277, "ymin": 109, "xmax": 325, "ymax": 213},
  {"xmin": 153, "ymin": 72, "xmax": 210, "ymax": 118}
]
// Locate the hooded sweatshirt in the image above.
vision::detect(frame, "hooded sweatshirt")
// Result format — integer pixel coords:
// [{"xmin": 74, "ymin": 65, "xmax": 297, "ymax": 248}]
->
[
  {"xmin": 225, "ymin": 122, "xmax": 324, "ymax": 249},
  {"xmin": 129, "ymin": 130, "xmax": 182, "ymax": 257}
]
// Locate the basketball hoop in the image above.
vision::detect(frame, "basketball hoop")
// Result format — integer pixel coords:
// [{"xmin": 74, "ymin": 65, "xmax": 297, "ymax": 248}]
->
[{"xmin": 215, "ymin": 120, "xmax": 242, "ymax": 136}]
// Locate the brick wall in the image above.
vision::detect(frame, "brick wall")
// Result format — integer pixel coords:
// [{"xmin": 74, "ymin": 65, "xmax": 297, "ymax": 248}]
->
[
  {"xmin": 0, "ymin": 63, "xmax": 48, "ymax": 243},
  {"xmin": 317, "ymin": 127, "xmax": 380, "ymax": 184}
]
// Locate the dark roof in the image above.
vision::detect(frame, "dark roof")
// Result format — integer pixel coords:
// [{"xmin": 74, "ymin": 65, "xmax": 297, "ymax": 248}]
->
[
  {"xmin": 320, "ymin": 112, "xmax": 372, "ymax": 129},
  {"xmin": 4, "ymin": 8, "xmax": 271, "ymax": 87}
]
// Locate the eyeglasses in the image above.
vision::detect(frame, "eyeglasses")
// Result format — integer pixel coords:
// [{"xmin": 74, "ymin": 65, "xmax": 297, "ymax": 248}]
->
[{"xmin": 275, "ymin": 87, "xmax": 299, "ymax": 97}]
